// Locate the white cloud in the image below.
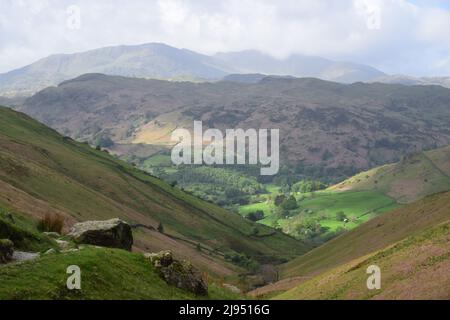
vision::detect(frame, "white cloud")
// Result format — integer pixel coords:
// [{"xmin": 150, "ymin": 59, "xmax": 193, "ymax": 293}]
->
[{"xmin": 0, "ymin": 0, "xmax": 449, "ymax": 76}]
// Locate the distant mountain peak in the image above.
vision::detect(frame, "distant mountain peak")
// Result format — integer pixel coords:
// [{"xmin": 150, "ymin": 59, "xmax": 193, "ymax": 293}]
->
[{"xmin": 0, "ymin": 43, "xmax": 386, "ymax": 97}]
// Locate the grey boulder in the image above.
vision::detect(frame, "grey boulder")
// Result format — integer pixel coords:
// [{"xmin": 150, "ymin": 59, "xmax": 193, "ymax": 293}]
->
[
  {"xmin": 68, "ymin": 218, "xmax": 133, "ymax": 251},
  {"xmin": 145, "ymin": 250, "xmax": 208, "ymax": 296}
]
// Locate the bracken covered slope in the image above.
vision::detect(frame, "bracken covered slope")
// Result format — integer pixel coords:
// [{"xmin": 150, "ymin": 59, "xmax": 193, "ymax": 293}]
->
[{"xmin": 250, "ymin": 191, "xmax": 450, "ymax": 297}]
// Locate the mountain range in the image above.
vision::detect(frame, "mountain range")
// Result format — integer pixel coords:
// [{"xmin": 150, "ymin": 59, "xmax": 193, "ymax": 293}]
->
[
  {"xmin": 3, "ymin": 42, "xmax": 450, "ymax": 99},
  {"xmin": 0, "ymin": 43, "xmax": 387, "ymax": 97}
]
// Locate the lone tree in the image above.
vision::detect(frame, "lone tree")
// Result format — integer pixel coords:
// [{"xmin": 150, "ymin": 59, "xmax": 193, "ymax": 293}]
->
[
  {"xmin": 336, "ymin": 211, "xmax": 347, "ymax": 222},
  {"xmin": 281, "ymin": 195, "xmax": 298, "ymax": 211},
  {"xmin": 157, "ymin": 222, "xmax": 164, "ymax": 233}
]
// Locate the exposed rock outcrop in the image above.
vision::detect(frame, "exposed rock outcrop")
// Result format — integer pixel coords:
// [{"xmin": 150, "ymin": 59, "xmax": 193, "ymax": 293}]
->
[
  {"xmin": 68, "ymin": 218, "xmax": 133, "ymax": 251},
  {"xmin": 145, "ymin": 250, "xmax": 208, "ymax": 296}
]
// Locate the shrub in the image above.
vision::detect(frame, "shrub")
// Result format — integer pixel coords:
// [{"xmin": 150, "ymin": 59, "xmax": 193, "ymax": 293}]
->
[
  {"xmin": 251, "ymin": 226, "xmax": 260, "ymax": 236},
  {"xmin": 0, "ymin": 239, "xmax": 14, "ymax": 263},
  {"xmin": 280, "ymin": 195, "xmax": 298, "ymax": 210},
  {"xmin": 224, "ymin": 252, "xmax": 260, "ymax": 273},
  {"xmin": 245, "ymin": 210, "xmax": 264, "ymax": 222},
  {"xmin": 37, "ymin": 213, "xmax": 64, "ymax": 234},
  {"xmin": 274, "ymin": 194, "xmax": 286, "ymax": 206}
]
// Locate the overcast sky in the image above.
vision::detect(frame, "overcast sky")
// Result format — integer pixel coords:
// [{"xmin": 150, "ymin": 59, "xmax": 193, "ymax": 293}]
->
[{"xmin": 1, "ymin": 0, "xmax": 450, "ymax": 76}]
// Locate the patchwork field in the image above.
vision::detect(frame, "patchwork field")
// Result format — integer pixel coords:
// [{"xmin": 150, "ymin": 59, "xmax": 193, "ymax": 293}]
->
[{"xmin": 240, "ymin": 190, "xmax": 401, "ymax": 240}]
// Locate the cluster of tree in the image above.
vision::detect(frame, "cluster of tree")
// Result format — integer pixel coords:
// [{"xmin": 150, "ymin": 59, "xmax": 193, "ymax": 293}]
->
[
  {"xmin": 294, "ymin": 218, "xmax": 328, "ymax": 241},
  {"xmin": 166, "ymin": 166, "xmax": 264, "ymax": 195},
  {"xmin": 224, "ymin": 252, "xmax": 260, "ymax": 273},
  {"xmin": 149, "ymin": 166, "xmax": 266, "ymax": 206},
  {"xmin": 274, "ymin": 195, "xmax": 298, "ymax": 210},
  {"xmin": 291, "ymin": 180, "xmax": 327, "ymax": 193},
  {"xmin": 245, "ymin": 210, "xmax": 265, "ymax": 222}
]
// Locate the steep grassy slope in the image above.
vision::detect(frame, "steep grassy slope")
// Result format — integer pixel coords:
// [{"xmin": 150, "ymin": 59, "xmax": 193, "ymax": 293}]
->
[
  {"xmin": 0, "ymin": 106, "xmax": 307, "ymax": 277},
  {"xmin": 250, "ymin": 191, "xmax": 450, "ymax": 297},
  {"xmin": 0, "ymin": 246, "xmax": 242, "ymax": 300},
  {"xmin": 331, "ymin": 146, "xmax": 450, "ymax": 203},
  {"xmin": 276, "ymin": 221, "xmax": 450, "ymax": 300}
]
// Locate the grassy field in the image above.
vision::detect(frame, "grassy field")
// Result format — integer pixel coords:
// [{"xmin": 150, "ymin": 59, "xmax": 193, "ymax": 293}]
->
[
  {"xmin": 0, "ymin": 246, "xmax": 243, "ymax": 300},
  {"xmin": 239, "ymin": 190, "xmax": 401, "ymax": 237}
]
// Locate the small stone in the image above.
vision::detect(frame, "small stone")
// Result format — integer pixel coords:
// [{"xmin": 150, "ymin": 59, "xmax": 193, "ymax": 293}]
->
[
  {"xmin": 12, "ymin": 251, "xmax": 39, "ymax": 262},
  {"xmin": 44, "ymin": 248, "xmax": 56, "ymax": 255},
  {"xmin": 56, "ymin": 239, "xmax": 70, "ymax": 250},
  {"xmin": 44, "ymin": 232, "xmax": 61, "ymax": 239},
  {"xmin": 223, "ymin": 283, "xmax": 242, "ymax": 294}
]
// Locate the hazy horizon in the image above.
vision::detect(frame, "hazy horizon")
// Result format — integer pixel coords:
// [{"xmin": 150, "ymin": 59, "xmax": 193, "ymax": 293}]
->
[{"xmin": 1, "ymin": 0, "xmax": 450, "ymax": 77}]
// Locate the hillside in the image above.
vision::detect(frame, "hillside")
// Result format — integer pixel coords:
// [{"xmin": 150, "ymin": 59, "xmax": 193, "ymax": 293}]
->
[
  {"xmin": 374, "ymin": 74, "xmax": 450, "ymax": 89},
  {"xmin": 330, "ymin": 146, "xmax": 450, "ymax": 203},
  {"xmin": 0, "ymin": 106, "xmax": 308, "ymax": 279},
  {"xmin": 250, "ymin": 191, "xmax": 450, "ymax": 297},
  {"xmin": 18, "ymin": 74, "xmax": 450, "ymax": 183},
  {"xmin": 0, "ymin": 246, "xmax": 241, "ymax": 300},
  {"xmin": 276, "ymin": 220, "xmax": 450, "ymax": 300},
  {"xmin": 0, "ymin": 43, "xmax": 384, "ymax": 97}
]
